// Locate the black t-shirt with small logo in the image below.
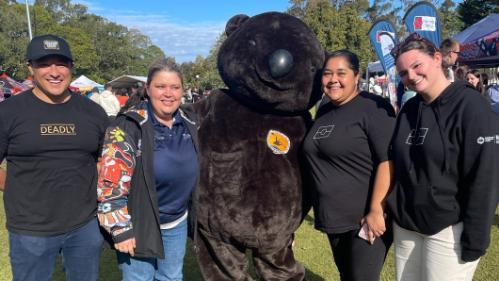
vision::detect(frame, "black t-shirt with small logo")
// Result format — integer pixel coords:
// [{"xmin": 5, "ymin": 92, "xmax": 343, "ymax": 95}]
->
[
  {"xmin": 303, "ymin": 91, "xmax": 395, "ymax": 234},
  {"xmin": 0, "ymin": 90, "xmax": 108, "ymax": 235}
]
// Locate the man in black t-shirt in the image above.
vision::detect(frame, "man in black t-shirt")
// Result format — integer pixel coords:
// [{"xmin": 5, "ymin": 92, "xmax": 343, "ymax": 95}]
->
[{"xmin": 0, "ymin": 34, "xmax": 108, "ymax": 281}]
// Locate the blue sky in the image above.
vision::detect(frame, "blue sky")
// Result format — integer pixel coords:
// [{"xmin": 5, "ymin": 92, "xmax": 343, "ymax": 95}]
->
[{"xmin": 71, "ymin": 0, "xmax": 291, "ymax": 63}]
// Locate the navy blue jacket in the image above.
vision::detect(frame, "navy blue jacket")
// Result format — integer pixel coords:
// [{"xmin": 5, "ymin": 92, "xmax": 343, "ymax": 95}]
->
[{"xmin": 97, "ymin": 102, "xmax": 199, "ymax": 258}]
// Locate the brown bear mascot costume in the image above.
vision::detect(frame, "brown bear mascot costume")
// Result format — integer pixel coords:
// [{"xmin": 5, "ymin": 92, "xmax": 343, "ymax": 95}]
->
[{"xmin": 189, "ymin": 12, "xmax": 324, "ymax": 280}]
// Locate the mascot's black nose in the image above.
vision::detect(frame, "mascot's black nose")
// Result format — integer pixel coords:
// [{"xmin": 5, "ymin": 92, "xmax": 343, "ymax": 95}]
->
[{"xmin": 268, "ymin": 49, "xmax": 294, "ymax": 78}]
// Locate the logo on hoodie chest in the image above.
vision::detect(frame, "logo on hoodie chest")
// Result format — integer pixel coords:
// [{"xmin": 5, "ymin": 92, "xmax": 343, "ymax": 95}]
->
[
  {"xmin": 477, "ymin": 135, "xmax": 499, "ymax": 145},
  {"xmin": 406, "ymin": 128, "xmax": 428, "ymax": 145}
]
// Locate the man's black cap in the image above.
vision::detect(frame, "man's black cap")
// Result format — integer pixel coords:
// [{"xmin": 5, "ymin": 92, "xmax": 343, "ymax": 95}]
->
[{"xmin": 26, "ymin": 34, "xmax": 73, "ymax": 62}]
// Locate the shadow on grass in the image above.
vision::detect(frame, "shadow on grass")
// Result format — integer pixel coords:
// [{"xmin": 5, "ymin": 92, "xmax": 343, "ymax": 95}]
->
[
  {"xmin": 304, "ymin": 213, "xmax": 314, "ymax": 226},
  {"xmin": 184, "ymin": 240, "xmax": 203, "ymax": 280},
  {"xmin": 305, "ymin": 267, "xmax": 327, "ymax": 281}
]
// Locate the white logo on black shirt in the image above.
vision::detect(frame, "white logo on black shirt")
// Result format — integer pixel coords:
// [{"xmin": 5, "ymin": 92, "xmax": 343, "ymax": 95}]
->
[
  {"xmin": 313, "ymin": 125, "xmax": 335, "ymax": 139},
  {"xmin": 477, "ymin": 135, "xmax": 499, "ymax": 145},
  {"xmin": 406, "ymin": 128, "xmax": 428, "ymax": 145}
]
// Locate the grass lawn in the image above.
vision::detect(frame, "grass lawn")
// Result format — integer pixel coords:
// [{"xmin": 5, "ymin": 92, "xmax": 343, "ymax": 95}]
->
[{"xmin": 0, "ymin": 193, "xmax": 497, "ymax": 280}]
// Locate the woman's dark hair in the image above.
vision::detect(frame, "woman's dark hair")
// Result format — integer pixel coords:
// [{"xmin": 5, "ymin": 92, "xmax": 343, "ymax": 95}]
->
[
  {"xmin": 147, "ymin": 57, "xmax": 183, "ymax": 86},
  {"xmin": 466, "ymin": 69, "xmax": 484, "ymax": 94},
  {"xmin": 324, "ymin": 49, "xmax": 360, "ymax": 76},
  {"xmin": 482, "ymin": 72, "xmax": 489, "ymax": 87},
  {"xmin": 391, "ymin": 32, "xmax": 446, "ymax": 75},
  {"xmin": 390, "ymin": 32, "xmax": 439, "ymax": 61},
  {"xmin": 120, "ymin": 58, "xmax": 183, "ymax": 113}
]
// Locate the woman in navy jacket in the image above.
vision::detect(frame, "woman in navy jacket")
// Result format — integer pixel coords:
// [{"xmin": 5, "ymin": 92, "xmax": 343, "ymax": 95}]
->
[{"xmin": 97, "ymin": 58, "xmax": 198, "ymax": 281}]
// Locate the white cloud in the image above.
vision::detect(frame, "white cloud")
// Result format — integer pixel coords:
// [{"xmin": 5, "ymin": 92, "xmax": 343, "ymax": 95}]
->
[
  {"xmin": 117, "ymin": 14, "xmax": 224, "ymax": 62},
  {"xmin": 72, "ymin": 1, "xmax": 225, "ymax": 63}
]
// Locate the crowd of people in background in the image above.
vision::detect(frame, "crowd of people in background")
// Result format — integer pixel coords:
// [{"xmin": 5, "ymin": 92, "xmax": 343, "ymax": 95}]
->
[
  {"xmin": 1, "ymin": 43, "xmax": 498, "ymax": 118},
  {"xmin": 365, "ymin": 51, "xmax": 499, "ymax": 114},
  {"xmin": 61, "ymin": 65, "xmax": 497, "ymax": 118},
  {"xmin": 73, "ymin": 83, "xmax": 213, "ymax": 116}
]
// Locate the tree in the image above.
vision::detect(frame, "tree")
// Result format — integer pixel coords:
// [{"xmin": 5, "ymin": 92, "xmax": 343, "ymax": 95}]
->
[
  {"xmin": 125, "ymin": 29, "xmax": 165, "ymax": 77},
  {"xmin": 30, "ymin": 4, "xmax": 100, "ymax": 79},
  {"xmin": 0, "ymin": 3, "xmax": 31, "ymax": 78},
  {"xmin": 399, "ymin": 0, "xmax": 445, "ymax": 13},
  {"xmin": 287, "ymin": 0, "xmax": 375, "ymax": 74},
  {"xmin": 181, "ymin": 33, "xmax": 226, "ymax": 91},
  {"xmin": 339, "ymin": 1, "xmax": 375, "ymax": 68},
  {"xmin": 34, "ymin": 0, "xmax": 71, "ymax": 23},
  {"xmin": 0, "ymin": 0, "xmax": 166, "ymax": 82},
  {"xmin": 302, "ymin": 0, "xmax": 341, "ymax": 50},
  {"xmin": 200, "ymin": 33, "xmax": 226, "ymax": 89},
  {"xmin": 52, "ymin": 25, "xmax": 99, "ymax": 79},
  {"xmin": 367, "ymin": 0, "xmax": 397, "ymax": 22},
  {"xmin": 72, "ymin": 13, "xmax": 167, "ymax": 81},
  {"xmin": 0, "ymin": 0, "xmax": 17, "ymax": 7},
  {"xmin": 438, "ymin": 0, "xmax": 463, "ymax": 39},
  {"xmin": 287, "ymin": 0, "xmax": 308, "ymax": 19},
  {"xmin": 457, "ymin": 0, "xmax": 498, "ymax": 29}
]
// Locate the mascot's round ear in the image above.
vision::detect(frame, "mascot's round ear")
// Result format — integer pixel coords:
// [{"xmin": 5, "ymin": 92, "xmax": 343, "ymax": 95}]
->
[{"xmin": 225, "ymin": 14, "xmax": 250, "ymax": 36}]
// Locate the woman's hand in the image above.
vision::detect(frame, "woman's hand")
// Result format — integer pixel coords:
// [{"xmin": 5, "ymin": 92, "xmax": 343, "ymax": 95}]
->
[
  {"xmin": 362, "ymin": 209, "xmax": 386, "ymax": 239},
  {"xmin": 0, "ymin": 168, "xmax": 6, "ymax": 192},
  {"xmin": 362, "ymin": 160, "xmax": 393, "ymax": 243},
  {"xmin": 115, "ymin": 238, "xmax": 136, "ymax": 256}
]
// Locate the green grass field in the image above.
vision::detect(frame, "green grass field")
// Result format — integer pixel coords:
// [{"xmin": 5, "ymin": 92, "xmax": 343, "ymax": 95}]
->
[{"xmin": 0, "ymin": 193, "xmax": 497, "ymax": 281}]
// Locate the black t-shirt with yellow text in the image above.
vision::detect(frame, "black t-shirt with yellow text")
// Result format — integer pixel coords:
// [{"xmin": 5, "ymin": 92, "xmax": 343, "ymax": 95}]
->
[{"xmin": 0, "ymin": 90, "xmax": 108, "ymax": 235}]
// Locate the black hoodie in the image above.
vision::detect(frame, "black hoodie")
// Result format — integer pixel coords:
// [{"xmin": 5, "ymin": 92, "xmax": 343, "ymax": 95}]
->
[{"xmin": 387, "ymin": 81, "xmax": 499, "ymax": 262}]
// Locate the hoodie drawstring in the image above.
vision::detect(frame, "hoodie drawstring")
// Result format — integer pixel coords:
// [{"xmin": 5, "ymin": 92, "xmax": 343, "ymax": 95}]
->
[
  {"xmin": 432, "ymin": 101, "xmax": 449, "ymax": 174},
  {"xmin": 409, "ymin": 101, "xmax": 424, "ymax": 172}
]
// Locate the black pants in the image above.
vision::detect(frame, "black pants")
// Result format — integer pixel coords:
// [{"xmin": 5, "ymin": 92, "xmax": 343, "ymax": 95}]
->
[{"xmin": 327, "ymin": 227, "xmax": 392, "ymax": 281}]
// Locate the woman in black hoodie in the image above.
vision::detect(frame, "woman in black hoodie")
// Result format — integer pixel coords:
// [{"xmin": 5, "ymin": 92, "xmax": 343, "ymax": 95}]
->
[{"xmin": 387, "ymin": 32, "xmax": 499, "ymax": 281}]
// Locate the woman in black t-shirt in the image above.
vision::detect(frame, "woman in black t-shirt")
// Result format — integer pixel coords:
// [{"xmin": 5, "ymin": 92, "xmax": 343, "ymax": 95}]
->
[{"xmin": 303, "ymin": 50, "xmax": 395, "ymax": 281}]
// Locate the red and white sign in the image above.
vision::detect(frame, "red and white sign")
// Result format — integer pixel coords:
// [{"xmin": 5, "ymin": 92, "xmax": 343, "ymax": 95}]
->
[{"xmin": 413, "ymin": 16, "xmax": 436, "ymax": 31}]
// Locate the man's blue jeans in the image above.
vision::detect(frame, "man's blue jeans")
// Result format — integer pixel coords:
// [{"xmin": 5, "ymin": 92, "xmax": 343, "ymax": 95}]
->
[
  {"xmin": 9, "ymin": 218, "xmax": 103, "ymax": 281},
  {"xmin": 117, "ymin": 218, "xmax": 188, "ymax": 281}
]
